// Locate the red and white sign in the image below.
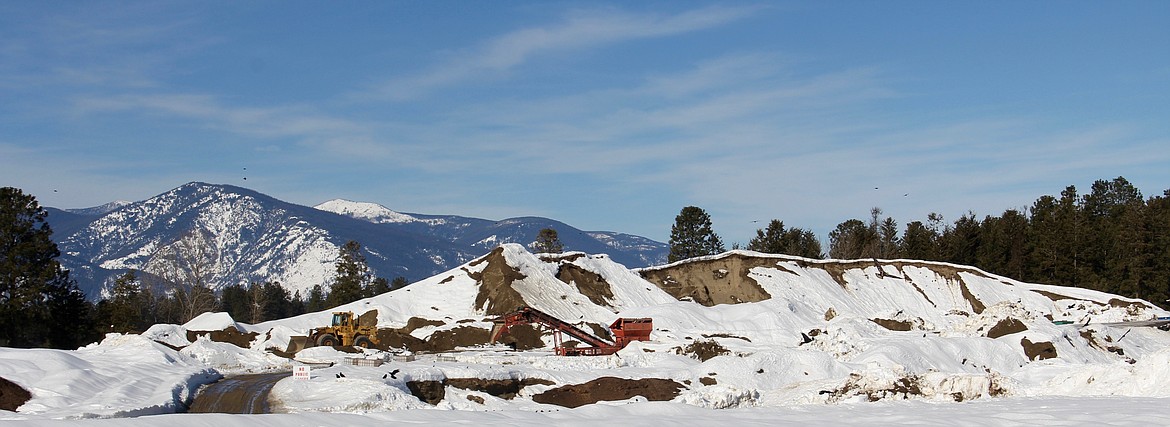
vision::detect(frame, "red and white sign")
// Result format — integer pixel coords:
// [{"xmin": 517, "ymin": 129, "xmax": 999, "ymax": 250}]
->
[{"xmin": 293, "ymin": 365, "xmax": 311, "ymax": 380}]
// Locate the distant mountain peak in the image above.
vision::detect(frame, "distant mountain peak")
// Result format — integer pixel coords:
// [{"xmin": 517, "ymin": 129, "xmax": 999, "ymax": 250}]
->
[
  {"xmin": 314, "ymin": 199, "xmax": 418, "ymax": 224},
  {"xmin": 65, "ymin": 200, "xmax": 135, "ymax": 216}
]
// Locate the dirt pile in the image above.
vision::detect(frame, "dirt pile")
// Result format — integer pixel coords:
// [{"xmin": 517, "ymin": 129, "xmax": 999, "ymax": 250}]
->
[
  {"xmin": 0, "ymin": 376, "xmax": 31, "ymax": 412},
  {"xmin": 986, "ymin": 318, "xmax": 1028, "ymax": 338},
  {"xmin": 556, "ymin": 263, "xmax": 615, "ymax": 307},
  {"xmin": 640, "ymin": 253, "xmax": 774, "ymax": 306},
  {"xmin": 532, "ymin": 377, "xmax": 684, "ymax": 408},
  {"xmin": 492, "ymin": 323, "xmax": 545, "ymax": 350},
  {"xmin": 1021, "ymin": 338, "xmax": 1058, "ymax": 360},
  {"xmin": 187, "ymin": 327, "xmax": 259, "ymax": 349},
  {"xmin": 469, "ymin": 247, "xmax": 529, "ymax": 315},
  {"xmin": 406, "ymin": 377, "xmax": 555, "ymax": 405}
]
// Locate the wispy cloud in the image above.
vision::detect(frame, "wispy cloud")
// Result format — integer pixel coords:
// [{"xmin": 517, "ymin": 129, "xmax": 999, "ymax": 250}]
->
[{"xmin": 369, "ymin": 5, "xmax": 759, "ymax": 100}]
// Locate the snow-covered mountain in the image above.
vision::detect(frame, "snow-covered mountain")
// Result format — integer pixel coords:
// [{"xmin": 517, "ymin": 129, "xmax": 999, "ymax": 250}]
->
[
  {"xmin": 50, "ymin": 183, "xmax": 667, "ymax": 299},
  {"xmin": 314, "ymin": 199, "xmax": 668, "ymax": 267}
]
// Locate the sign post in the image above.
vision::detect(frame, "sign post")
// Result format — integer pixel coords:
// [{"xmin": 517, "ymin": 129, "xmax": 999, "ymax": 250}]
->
[{"xmin": 293, "ymin": 365, "xmax": 311, "ymax": 380}]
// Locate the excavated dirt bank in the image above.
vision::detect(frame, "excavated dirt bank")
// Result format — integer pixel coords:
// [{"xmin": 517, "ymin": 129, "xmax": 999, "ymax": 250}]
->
[
  {"xmin": 640, "ymin": 253, "xmax": 774, "ymax": 306},
  {"xmin": 493, "ymin": 323, "xmax": 546, "ymax": 350},
  {"xmin": 469, "ymin": 247, "xmax": 529, "ymax": 315},
  {"xmin": 406, "ymin": 377, "xmax": 555, "ymax": 405},
  {"xmin": 531, "ymin": 377, "xmax": 685, "ymax": 408},
  {"xmin": 556, "ymin": 263, "xmax": 615, "ymax": 308},
  {"xmin": 0, "ymin": 376, "xmax": 31, "ymax": 412}
]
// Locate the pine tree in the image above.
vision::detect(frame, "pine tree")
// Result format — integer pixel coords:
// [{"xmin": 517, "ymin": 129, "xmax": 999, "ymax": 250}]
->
[
  {"xmin": 747, "ymin": 220, "xmax": 787, "ymax": 254},
  {"xmin": 326, "ymin": 240, "xmax": 369, "ymax": 308},
  {"xmin": 390, "ymin": 276, "xmax": 409, "ymax": 290},
  {"xmin": 534, "ymin": 228, "xmax": 565, "ymax": 254},
  {"xmin": 668, "ymin": 206, "xmax": 725, "ymax": 262},
  {"xmin": 0, "ymin": 187, "xmax": 94, "ymax": 348}
]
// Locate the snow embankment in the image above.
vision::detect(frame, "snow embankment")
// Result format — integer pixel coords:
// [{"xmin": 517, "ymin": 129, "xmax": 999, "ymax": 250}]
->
[{"xmin": 0, "ymin": 334, "xmax": 220, "ymax": 419}]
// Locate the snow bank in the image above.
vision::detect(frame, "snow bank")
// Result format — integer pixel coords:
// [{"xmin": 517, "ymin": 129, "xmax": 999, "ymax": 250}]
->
[{"xmin": 0, "ymin": 334, "xmax": 220, "ymax": 419}]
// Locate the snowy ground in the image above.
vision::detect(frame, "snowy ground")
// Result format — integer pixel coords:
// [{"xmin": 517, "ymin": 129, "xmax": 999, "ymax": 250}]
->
[{"xmin": 4, "ymin": 244, "xmax": 1170, "ymax": 425}]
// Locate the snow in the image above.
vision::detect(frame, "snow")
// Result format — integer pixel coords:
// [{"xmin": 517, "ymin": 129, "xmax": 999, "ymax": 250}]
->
[{"xmin": 3, "ymin": 244, "xmax": 1170, "ymax": 425}]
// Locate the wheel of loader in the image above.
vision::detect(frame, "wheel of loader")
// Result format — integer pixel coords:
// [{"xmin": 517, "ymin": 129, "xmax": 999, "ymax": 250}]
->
[
  {"xmin": 354, "ymin": 335, "xmax": 373, "ymax": 349},
  {"xmin": 317, "ymin": 334, "xmax": 338, "ymax": 347}
]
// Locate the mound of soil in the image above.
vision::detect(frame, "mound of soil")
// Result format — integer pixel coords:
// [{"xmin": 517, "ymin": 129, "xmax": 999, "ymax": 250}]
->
[
  {"xmin": 556, "ymin": 263, "xmax": 615, "ymax": 307},
  {"xmin": 0, "ymin": 376, "xmax": 31, "ymax": 412},
  {"xmin": 532, "ymin": 377, "xmax": 684, "ymax": 408},
  {"xmin": 986, "ymin": 318, "xmax": 1028, "ymax": 339},
  {"xmin": 407, "ymin": 377, "xmax": 555, "ymax": 405},
  {"xmin": 403, "ymin": 317, "xmax": 445, "ymax": 333},
  {"xmin": 468, "ymin": 247, "xmax": 530, "ymax": 315},
  {"xmin": 187, "ymin": 327, "xmax": 259, "ymax": 349},
  {"xmin": 375, "ymin": 328, "xmax": 428, "ymax": 352},
  {"xmin": 493, "ymin": 323, "xmax": 546, "ymax": 350},
  {"xmin": 639, "ymin": 253, "xmax": 773, "ymax": 306},
  {"xmin": 424, "ymin": 326, "xmax": 491, "ymax": 352},
  {"xmin": 872, "ymin": 318, "xmax": 914, "ymax": 331},
  {"xmin": 1021, "ymin": 338, "xmax": 1058, "ymax": 360}
]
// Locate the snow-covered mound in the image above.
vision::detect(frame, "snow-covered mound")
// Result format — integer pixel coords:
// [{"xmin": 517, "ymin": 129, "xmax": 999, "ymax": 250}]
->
[
  {"xmin": 314, "ymin": 199, "xmax": 424, "ymax": 224},
  {"xmin": 0, "ymin": 334, "xmax": 220, "ymax": 419}
]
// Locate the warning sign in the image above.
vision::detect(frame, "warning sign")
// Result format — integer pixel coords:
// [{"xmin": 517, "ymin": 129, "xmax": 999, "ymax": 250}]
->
[{"xmin": 293, "ymin": 365, "xmax": 311, "ymax": 380}]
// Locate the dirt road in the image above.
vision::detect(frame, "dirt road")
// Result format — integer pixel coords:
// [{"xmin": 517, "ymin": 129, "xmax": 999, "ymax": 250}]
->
[{"xmin": 187, "ymin": 371, "xmax": 289, "ymax": 414}]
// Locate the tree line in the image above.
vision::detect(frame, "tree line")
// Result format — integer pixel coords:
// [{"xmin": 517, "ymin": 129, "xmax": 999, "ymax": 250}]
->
[{"xmin": 667, "ymin": 176, "xmax": 1170, "ymax": 309}]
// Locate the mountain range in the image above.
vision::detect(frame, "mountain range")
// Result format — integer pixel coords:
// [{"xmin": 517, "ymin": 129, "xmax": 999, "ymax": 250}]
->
[{"xmin": 46, "ymin": 182, "xmax": 668, "ymax": 299}]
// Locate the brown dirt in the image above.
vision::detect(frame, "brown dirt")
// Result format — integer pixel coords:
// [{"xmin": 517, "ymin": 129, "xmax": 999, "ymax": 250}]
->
[
  {"xmin": 1079, "ymin": 330, "xmax": 1126, "ymax": 357},
  {"xmin": 0, "ymin": 376, "xmax": 31, "ymax": 412},
  {"xmin": 447, "ymin": 378, "xmax": 555, "ymax": 400},
  {"xmin": 824, "ymin": 307, "xmax": 837, "ymax": 321},
  {"xmin": 639, "ymin": 253, "xmax": 774, "ymax": 306},
  {"xmin": 556, "ymin": 263, "xmax": 615, "ymax": 308},
  {"xmin": 406, "ymin": 380, "xmax": 446, "ymax": 405},
  {"xmin": 374, "ymin": 328, "xmax": 428, "ymax": 352},
  {"xmin": 187, "ymin": 327, "xmax": 260, "ymax": 349},
  {"xmin": 423, "ymin": 326, "xmax": 491, "ymax": 352},
  {"xmin": 958, "ymin": 280, "xmax": 986, "ymax": 314},
  {"xmin": 1034, "ymin": 290, "xmax": 1075, "ymax": 302},
  {"xmin": 871, "ymin": 318, "xmax": 914, "ymax": 331},
  {"xmin": 585, "ymin": 322, "xmax": 612, "ymax": 341},
  {"xmin": 674, "ymin": 339, "xmax": 729, "ymax": 361},
  {"xmin": 531, "ymin": 377, "xmax": 684, "ymax": 408},
  {"xmin": 699, "ymin": 377, "xmax": 717, "ymax": 386},
  {"xmin": 466, "ymin": 395, "xmax": 484, "ymax": 404},
  {"xmin": 407, "ymin": 377, "xmax": 555, "ymax": 405},
  {"xmin": 403, "ymin": 317, "xmax": 445, "ymax": 333},
  {"xmin": 1021, "ymin": 338, "xmax": 1058, "ymax": 360},
  {"xmin": 986, "ymin": 318, "xmax": 1028, "ymax": 339},
  {"xmin": 493, "ymin": 323, "xmax": 546, "ymax": 350},
  {"xmin": 468, "ymin": 247, "xmax": 530, "ymax": 315}
]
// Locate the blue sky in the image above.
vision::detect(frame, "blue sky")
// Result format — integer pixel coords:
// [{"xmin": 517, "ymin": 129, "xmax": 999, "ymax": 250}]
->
[{"xmin": 2, "ymin": 1, "xmax": 1168, "ymax": 244}]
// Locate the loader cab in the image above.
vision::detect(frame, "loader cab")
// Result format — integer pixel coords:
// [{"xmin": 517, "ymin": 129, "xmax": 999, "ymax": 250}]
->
[{"xmin": 332, "ymin": 312, "xmax": 352, "ymax": 327}]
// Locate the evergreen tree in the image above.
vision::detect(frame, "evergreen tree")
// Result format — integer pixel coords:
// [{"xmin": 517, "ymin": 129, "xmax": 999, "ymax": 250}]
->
[
  {"xmin": 746, "ymin": 220, "xmax": 787, "ymax": 254},
  {"xmin": 746, "ymin": 220, "xmax": 823, "ymax": 259},
  {"xmin": 900, "ymin": 220, "xmax": 939, "ymax": 260},
  {"xmin": 220, "ymin": 283, "xmax": 250, "ymax": 322},
  {"xmin": 365, "ymin": 277, "xmax": 391, "ymax": 298},
  {"xmin": 390, "ymin": 276, "xmax": 409, "ymax": 290},
  {"xmin": 102, "ymin": 270, "xmax": 148, "ymax": 333},
  {"xmin": 828, "ymin": 219, "xmax": 872, "ymax": 259},
  {"xmin": 534, "ymin": 228, "xmax": 565, "ymax": 254},
  {"xmin": 326, "ymin": 240, "xmax": 369, "ymax": 308},
  {"xmin": 668, "ymin": 206, "xmax": 724, "ymax": 262},
  {"xmin": 0, "ymin": 187, "xmax": 94, "ymax": 348},
  {"xmin": 306, "ymin": 284, "xmax": 327, "ymax": 312}
]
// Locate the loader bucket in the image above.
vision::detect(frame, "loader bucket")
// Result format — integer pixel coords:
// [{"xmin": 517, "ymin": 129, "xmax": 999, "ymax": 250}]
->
[{"xmin": 287, "ymin": 335, "xmax": 312, "ymax": 353}]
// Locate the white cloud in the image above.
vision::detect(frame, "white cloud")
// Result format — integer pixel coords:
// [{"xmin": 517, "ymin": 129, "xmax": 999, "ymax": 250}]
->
[{"xmin": 370, "ymin": 5, "xmax": 759, "ymax": 100}]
